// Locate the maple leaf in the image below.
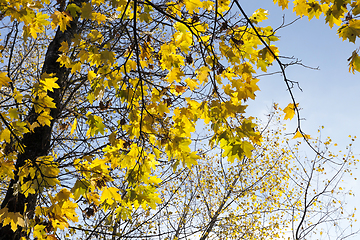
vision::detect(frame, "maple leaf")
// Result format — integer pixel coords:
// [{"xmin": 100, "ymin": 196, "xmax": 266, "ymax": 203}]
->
[
  {"xmin": 62, "ymin": 200, "xmax": 78, "ymax": 222},
  {"xmin": 184, "ymin": 0, "xmax": 203, "ymax": 12},
  {"xmin": 175, "ymin": 85, "xmax": 187, "ymax": 94},
  {"xmin": 40, "ymin": 73, "xmax": 60, "ymax": 92},
  {"xmin": 0, "ymin": 72, "xmax": 10, "ymax": 87},
  {"xmin": 59, "ymin": 41, "xmax": 69, "ymax": 52},
  {"xmin": 348, "ymin": 50, "xmax": 360, "ymax": 73},
  {"xmin": 0, "ymin": 208, "xmax": 25, "ymax": 232},
  {"xmin": 8, "ymin": 108, "xmax": 19, "ymax": 120},
  {"xmin": 196, "ymin": 66, "xmax": 210, "ymax": 84},
  {"xmin": 184, "ymin": 78, "xmax": 199, "ymax": 90},
  {"xmin": 101, "ymin": 187, "xmax": 122, "ymax": 205},
  {"xmin": 0, "ymin": 160, "xmax": 15, "ymax": 179},
  {"xmin": 293, "ymin": 129, "xmax": 311, "ymax": 139},
  {"xmin": 71, "ymin": 179, "xmax": 89, "ymax": 200},
  {"xmin": 66, "ymin": 3, "xmax": 81, "ymax": 17},
  {"xmin": 55, "ymin": 189, "xmax": 72, "ymax": 202},
  {"xmin": 37, "ymin": 110, "xmax": 53, "ymax": 126},
  {"xmin": 81, "ymin": 2, "xmax": 93, "ymax": 20},
  {"xmin": 283, "ymin": 103, "xmax": 299, "ymax": 120},
  {"xmin": 250, "ymin": 8, "xmax": 269, "ymax": 23},
  {"xmin": 34, "ymin": 95, "xmax": 57, "ymax": 112},
  {"xmin": 50, "ymin": 11, "xmax": 73, "ymax": 32},
  {"xmin": 293, "ymin": 0, "xmax": 309, "ymax": 17},
  {"xmin": 33, "ymin": 224, "xmax": 46, "ymax": 239},
  {"xmin": 70, "ymin": 118, "xmax": 77, "ymax": 135},
  {"xmin": 273, "ymin": 0, "xmax": 289, "ymax": 10},
  {"xmin": 338, "ymin": 19, "xmax": 360, "ymax": 43}
]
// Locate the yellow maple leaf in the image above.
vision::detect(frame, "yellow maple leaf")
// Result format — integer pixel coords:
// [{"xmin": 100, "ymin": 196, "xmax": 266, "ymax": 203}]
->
[
  {"xmin": 36, "ymin": 95, "xmax": 57, "ymax": 110},
  {"xmin": 40, "ymin": 73, "xmax": 60, "ymax": 92},
  {"xmin": 100, "ymin": 187, "xmax": 122, "ymax": 205},
  {"xmin": 196, "ymin": 66, "xmax": 210, "ymax": 84},
  {"xmin": 293, "ymin": 129, "xmax": 311, "ymax": 139},
  {"xmin": 70, "ymin": 118, "xmax": 77, "ymax": 135},
  {"xmin": 59, "ymin": 41, "xmax": 69, "ymax": 52},
  {"xmin": 283, "ymin": 103, "xmax": 298, "ymax": 120},
  {"xmin": 0, "ymin": 72, "xmax": 10, "ymax": 87},
  {"xmin": 33, "ymin": 224, "xmax": 46, "ymax": 239},
  {"xmin": 28, "ymin": 122, "xmax": 40, "ymax": 132},
  {"xmin": 0, "ymin": 160, "xmax": 15, "ymax": 179},
  {"xmin": 0, "ymin": 208, "xmax": 25, "ymax": 232},
  {"xmin": 348, "ymin": 50, "xmax": 360, "ymax": 73},
  {"xmin": 183, "ymin": 0, "xmax": 203, "ymax": 13},
  {"xmin": 184, "ymin": 78, "xmax": 199, "ymax": 90},
  {"xmin": 50, "ymin": 11, "xmax": 73, "ymax": 32},
  {"xmin": 339, "ymin": 19, "xmax": 360, "ymax": 43},
  {"xmin": 37, "ymin": 110, "xmax": 53, "ymax": 127},
  {"xmin": 274, "ymin": 0, "xmax": 289, "ymax": 10},
  {"xmin": 62, "ymin": 200, "xmax": 79, "ymax": 222},
  {"xmin": 293, "ymin": 0, "xmax": 309, "ymax": 17}
]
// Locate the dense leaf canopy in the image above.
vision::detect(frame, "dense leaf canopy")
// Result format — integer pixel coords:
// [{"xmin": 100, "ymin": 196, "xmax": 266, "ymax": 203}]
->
[{"xmin": 0, "ymin": 0, "xmax": 359, "ymax": 239}]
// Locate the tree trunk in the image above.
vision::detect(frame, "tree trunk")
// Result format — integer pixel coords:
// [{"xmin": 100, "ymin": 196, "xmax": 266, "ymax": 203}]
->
[{"xmin": 0, "ymin": 2, "xmax": 83, "ymax": 239}]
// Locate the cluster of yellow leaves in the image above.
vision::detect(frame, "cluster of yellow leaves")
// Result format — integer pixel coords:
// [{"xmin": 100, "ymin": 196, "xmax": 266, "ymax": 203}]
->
[
  {"xmin": 274, "ymin": 0, "xmax": 360, "ymax": 72},
  {"xmin": 31, "ymin": 73, "xmax": 59, "ymax": 127},
  {"xmin": 28, "ymin": 189, "xmax": 79, "ymax": 240},
  {"xmin": 18, "ymin": 157, "xmax": 60, "ymax": 198},
  {"xmin": 0, "ymin": 208, "xmax": 24, "ymax": 232},
  {"xmin": 0, "ymin": 0, "xmax": 358, "ymax": 238}
]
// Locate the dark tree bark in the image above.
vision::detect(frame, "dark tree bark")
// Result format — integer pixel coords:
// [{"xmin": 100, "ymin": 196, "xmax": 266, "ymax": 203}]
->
[{"xmin": 0, "ymin": 1, "xmax": 84, "ymax": 239}]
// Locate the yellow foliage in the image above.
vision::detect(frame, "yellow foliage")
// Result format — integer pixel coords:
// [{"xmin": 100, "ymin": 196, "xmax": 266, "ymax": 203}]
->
[
  {"xmin": 283, "ymin": 103, "xmax": 299, "ymax": 120},
  {"xmin": 0, "ymin": 0, "xmax": 357, "ymax": 239}
]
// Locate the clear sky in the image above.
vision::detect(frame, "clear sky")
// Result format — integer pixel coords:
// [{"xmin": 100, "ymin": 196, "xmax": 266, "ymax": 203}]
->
[{"xmin": 240, "ymin": 1, "xmax": 360, "ymax": 238}]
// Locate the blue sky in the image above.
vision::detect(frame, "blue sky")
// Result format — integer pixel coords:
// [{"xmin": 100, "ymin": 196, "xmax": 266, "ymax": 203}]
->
[{"xmin": 239, "ymin": 1, "xmax": 360, "ymax": 238}]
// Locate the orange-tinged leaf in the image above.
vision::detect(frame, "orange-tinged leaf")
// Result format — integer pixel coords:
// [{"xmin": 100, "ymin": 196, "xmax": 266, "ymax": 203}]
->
[
  {"xmin": 175, "ymin": 85, "xmax": 187, "ymax": 94},
  {"xmin": 46, "ymin": 234, "xmax": 58, "ymax": 240}
]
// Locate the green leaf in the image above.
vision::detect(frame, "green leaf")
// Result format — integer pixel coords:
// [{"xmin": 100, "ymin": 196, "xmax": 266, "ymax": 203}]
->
[{"xmin": 66, "ymin": 3, "xmax": 81, "ymax": 17}]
